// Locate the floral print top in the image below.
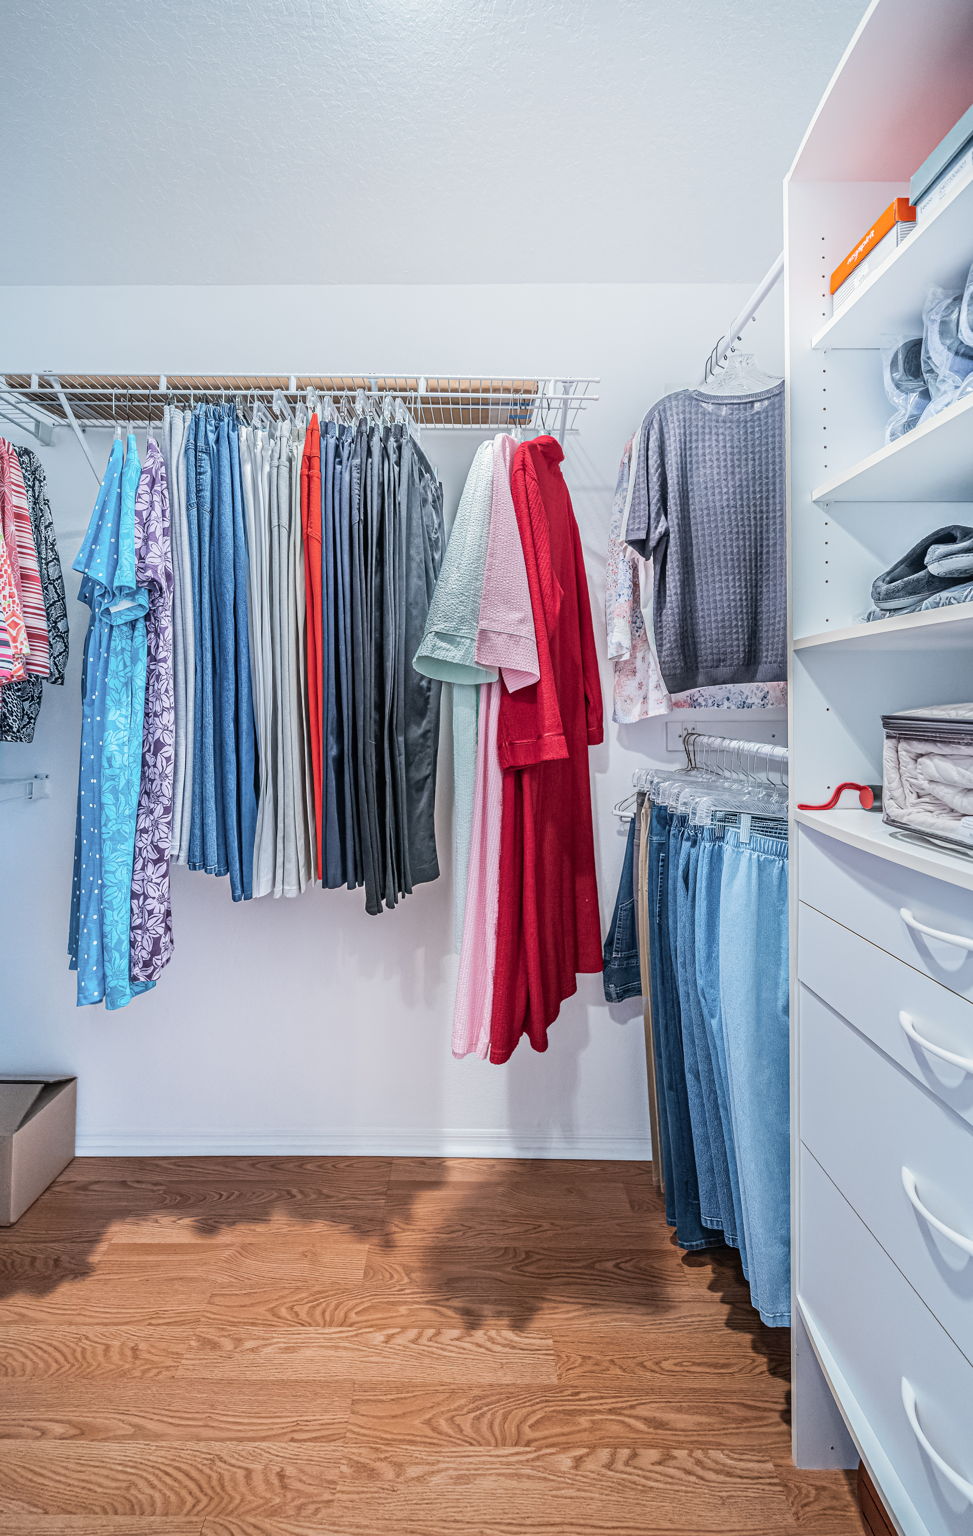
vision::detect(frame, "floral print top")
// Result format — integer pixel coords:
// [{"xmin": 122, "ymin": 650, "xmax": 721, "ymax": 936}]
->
[
  {"xmin": 606, "ymin": 438, "xmax": 787, "ymax": 723},
  {"xmin": 130, "ymin": 439, "xmax": 175, "ymax": 985}
]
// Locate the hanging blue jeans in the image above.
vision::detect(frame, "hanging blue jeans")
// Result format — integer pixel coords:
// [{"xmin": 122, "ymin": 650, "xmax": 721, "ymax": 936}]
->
[
  {"xmin": 694, "ymin": 826, "xmax": 748, "ymax": 1275},
  {"xmin": 647, "ymin": 805, "xmax": 716, "ymax": 1251},
  {"xmin": 718, "ymin": 827, "xmax": 790, "ymax": 1326},
  {"xmin": 603, "ymin": 818, "xmax": 641, "ymax": 1002},
  {"xmin": 673, "ymin": 823, "xmax": 717, "ymax": 1229},
  {"xmin": 675, "ymin": 822, "xmax": 736, "ymax": 1242}
]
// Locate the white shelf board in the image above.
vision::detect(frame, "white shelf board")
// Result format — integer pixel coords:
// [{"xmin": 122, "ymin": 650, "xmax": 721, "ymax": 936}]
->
[
  {"xmin": 794, "ymin": 604, "xmax": 973, "ymax": 653},
  {"xmin": 812, "ymin": 392, "xmax": 973, "ymax": 503},
  {"xmin": 789, "ymin": 0, "xmax": 973, "ymax": 182},
  {"xmin": 794, "ymin": 807, "xmax": 973, "ymax": 893},
  {"xmin": 812, "ymin": 174, "xmax": 973, "ymax": 351}
]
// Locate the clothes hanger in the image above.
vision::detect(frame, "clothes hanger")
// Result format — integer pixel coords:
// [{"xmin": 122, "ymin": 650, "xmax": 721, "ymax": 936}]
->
[
  {"xmin": 701, "ymin": 343, "xmax": 781, "ymax": 396},
  {"xmin": 689, "ymin": 740, "xmax": 787, "ymax": 826},
  {"xmin": 271, "ymin": 387, "xmax": 293, "ymax": 423}
]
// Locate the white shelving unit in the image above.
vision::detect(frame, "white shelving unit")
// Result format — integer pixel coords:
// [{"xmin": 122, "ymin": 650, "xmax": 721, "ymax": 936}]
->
[{"xmin": 787, "ymin": 0, "xmax": 973, "ymax": 1526}]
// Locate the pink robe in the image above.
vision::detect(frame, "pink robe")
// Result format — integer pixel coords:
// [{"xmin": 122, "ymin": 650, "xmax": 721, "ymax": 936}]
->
[{"xmin": 451, "ymin": 435, "xmax": 538, "ymax": 1058}]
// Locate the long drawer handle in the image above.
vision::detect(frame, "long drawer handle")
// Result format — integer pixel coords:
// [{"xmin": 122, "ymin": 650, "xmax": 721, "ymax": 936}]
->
[
  {"xmin": 898, "ymin": 1010, "xmax": 973, "ymax": 1074},
  {"xmin": 900, "ymin": 907, "xmax": 973, "ymax": 953},
  {"xmin": 901, "ymin": 1378, "xmax": 973, "ymax": 1502},
  {"xmin": 901, "ymin": 1167, "xmax": 973, "ymax": 1258}
]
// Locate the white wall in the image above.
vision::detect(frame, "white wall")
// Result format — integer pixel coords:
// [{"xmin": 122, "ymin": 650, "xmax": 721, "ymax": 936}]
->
[
  {"xmin": 1, "ymin": 1, "xmax": 867, "ymax": 285},
  {"xmin": 0, "ymin": 280, "xmax": 783, "ymax": 1155}
]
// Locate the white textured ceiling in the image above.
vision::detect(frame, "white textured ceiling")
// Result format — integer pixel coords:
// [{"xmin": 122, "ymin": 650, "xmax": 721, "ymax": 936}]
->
[{"xmin": 3, "ymin": 0, "xmax": 867, "ymax": 285}]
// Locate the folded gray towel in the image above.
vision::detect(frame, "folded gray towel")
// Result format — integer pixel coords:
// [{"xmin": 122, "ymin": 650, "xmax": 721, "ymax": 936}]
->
[
  {"xmin": 865, "ymin": 578, "xmax": 973, "ymax": 622},
  {"xmin": 871, "ymin": 525, "xmax": 973, "ymax": 612},
  {"xmin": 927, "ymin": 529, "xmax": 973, "ymax": 576}
]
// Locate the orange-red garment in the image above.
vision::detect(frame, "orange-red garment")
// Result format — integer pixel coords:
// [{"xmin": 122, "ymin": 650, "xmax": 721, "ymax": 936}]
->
[
  {"xmin": 301, "ymin": 416, "xmax": 323, "ymax": 880},
  {"xmin": 489, "ymin": 436, "xmax": 604, "ymax": 1064}
]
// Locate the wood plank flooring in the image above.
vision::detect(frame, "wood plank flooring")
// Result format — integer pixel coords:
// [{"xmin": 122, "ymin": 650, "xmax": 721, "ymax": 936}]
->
[{"xmin": 0, "ymin": 1156, "xmax": 863, "ymax": 1535}]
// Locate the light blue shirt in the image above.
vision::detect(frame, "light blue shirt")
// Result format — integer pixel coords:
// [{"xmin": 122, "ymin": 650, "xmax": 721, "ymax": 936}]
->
[{"xmin": 69, "ymin": 436, "xmax": 151, "ymax": 1009}]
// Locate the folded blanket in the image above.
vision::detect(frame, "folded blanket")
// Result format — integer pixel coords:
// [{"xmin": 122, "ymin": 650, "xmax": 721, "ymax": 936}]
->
[{"xmin": 884, "ymin": 734, "xmax": 973, "ymax": 848}]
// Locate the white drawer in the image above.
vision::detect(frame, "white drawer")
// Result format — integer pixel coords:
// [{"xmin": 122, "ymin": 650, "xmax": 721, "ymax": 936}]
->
[
  {"xmin": 800, "ymin": 985, "xmax": 973, "ymax": 1365},
  {"xmin": 798, "ymin": 903, "xmax": 973, "ymax": 1130},
  {"xmin": 799, "ymin": 826, "xmax": 973, "ymax": 1003},
  {"xmin": 800, "ymin": 1148, "xmax": 973, "ymax": 1536}
]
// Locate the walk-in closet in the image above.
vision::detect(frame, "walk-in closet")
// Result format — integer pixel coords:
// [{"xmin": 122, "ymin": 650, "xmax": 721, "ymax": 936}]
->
[{"xmin": 1, "ymin": 1, "xmax": 971, "ymax": 1532}]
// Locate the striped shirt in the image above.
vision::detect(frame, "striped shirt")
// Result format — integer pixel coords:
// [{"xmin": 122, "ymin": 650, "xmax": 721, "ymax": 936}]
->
[
  {"xmin": 0, "ymin": 441, "xmax": 49, "ymax": 675},
  {"xmin": 0, "ymin": 519, "xmax": 28, "ymax": 681}
]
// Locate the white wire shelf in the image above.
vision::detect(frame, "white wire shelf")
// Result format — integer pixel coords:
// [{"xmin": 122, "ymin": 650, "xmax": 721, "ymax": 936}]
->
[{"xmin": 0, "ymin": 373, "xmax": 599, "ymax": 442}]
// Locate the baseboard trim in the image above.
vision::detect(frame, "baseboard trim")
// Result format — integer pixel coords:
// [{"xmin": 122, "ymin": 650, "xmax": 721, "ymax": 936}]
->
[{"xmin": 74, "ymin": 1130, "xmax": 653, "ymax": 1159}]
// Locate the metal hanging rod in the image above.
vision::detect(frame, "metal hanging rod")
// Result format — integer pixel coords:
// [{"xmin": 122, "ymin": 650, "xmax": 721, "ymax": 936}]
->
[
  {"xmin": 699, "ymin": 252, "xmax": 784, "ymax": 385},
  {"xmin": 681, "ymin": 730, "xmax": 789, "ymax": 783}
]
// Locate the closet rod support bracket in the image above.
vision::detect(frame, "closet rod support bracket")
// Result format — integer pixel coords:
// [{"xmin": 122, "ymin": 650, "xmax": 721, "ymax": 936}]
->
[
  {"xmin": 0, "ymin": 773, "xmax": 50, "ymax": 803},
  {"xmin": 44, "ymin": 375, "xmax": 102, "ymax": 486}
]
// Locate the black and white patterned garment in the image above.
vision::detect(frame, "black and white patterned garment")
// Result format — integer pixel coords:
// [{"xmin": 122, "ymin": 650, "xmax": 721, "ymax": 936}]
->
[{"xmin": 0, "ymin": 448, "xmax": 69, "ymax": 742}]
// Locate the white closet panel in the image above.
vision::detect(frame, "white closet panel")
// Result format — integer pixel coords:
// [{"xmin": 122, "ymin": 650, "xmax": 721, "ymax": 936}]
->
[
  {"xmin": 799, "ymin": 829, "xmax": 973, "ymax": 1000},
  {"xmin": 787, "ymin": 0, "xmax": 973, "ymax": 1512},
  {"xmin": 800, "ymin": 1149, "xmax": 973, "ymax": 1536},
  {"xmin": 801, "ymin": 987, "xmax": 973, "ymax": 1364},
  {"xmin": 798, "ymin": 903, "xmax": 973, "ymax": 1128}
]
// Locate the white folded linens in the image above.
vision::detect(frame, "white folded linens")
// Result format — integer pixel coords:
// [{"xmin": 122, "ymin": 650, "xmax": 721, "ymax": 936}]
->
[{"xmin": 883, "ymin": 735, "xmax": 973, "ymax": 846}]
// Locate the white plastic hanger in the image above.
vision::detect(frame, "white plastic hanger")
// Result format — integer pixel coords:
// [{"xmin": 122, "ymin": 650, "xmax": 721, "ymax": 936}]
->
[{"xmin": 701, "ymin": 350, "xmax": 781, "ymax": 396}]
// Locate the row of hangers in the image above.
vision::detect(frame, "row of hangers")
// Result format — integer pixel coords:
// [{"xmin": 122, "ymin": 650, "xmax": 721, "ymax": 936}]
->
[
  {"xmin": 108, "ymin": 385, "xmax": 422, "ymax": 443},
  {"xmin": 614, "ymin": 732, "xmax": 789, "ymax": 831}
]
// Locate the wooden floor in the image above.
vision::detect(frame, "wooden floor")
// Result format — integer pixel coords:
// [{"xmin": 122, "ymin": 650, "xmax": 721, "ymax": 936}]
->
[{"xmin": 0, "ymin": 1156, "xmax": 864, "ymax": 1536}]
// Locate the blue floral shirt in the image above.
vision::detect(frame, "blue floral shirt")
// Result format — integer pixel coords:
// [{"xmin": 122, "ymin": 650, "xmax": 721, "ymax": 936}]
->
[{"xmin": 69, "ymin": 436, "xmax": 152, "ymax": 1009}]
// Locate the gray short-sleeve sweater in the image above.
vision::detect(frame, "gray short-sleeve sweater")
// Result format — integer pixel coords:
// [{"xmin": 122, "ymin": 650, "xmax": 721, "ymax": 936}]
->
[{"xmin": 625, "ymin": 383, "xmax": 785, "ymax": 694}]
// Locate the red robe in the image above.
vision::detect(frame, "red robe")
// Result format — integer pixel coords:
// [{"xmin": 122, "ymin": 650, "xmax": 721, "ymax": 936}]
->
[{"xmin": 489, "ymin": 436, "xmax": 604, "ymax": 1064}]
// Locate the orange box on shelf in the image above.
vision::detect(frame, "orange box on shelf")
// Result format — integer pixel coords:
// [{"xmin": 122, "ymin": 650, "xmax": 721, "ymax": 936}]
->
[{"xmin": 830, "ymin": 197, "xmax": 916, "ymax": 294}]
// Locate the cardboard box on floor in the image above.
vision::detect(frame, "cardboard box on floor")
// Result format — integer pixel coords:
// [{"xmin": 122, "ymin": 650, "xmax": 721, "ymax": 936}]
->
[{"xmin": 0, "ymin": 1076, "xmax": 76, "ymax": 1225}]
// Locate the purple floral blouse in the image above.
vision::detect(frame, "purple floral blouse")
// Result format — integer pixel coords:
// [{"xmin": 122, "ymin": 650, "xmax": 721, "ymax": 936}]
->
[{"xmin": 130, "ymin": 439, "xmax": 176, "ymax": 983}]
